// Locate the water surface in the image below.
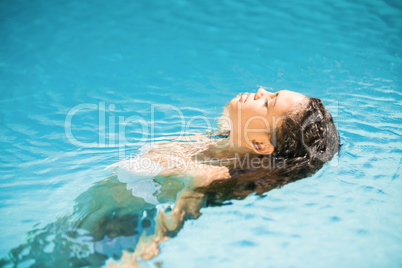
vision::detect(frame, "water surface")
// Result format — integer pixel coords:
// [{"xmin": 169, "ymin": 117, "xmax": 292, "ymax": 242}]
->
[{"xmin": 0, "ymin": 0, "xmax": 401, "ymax": 267}]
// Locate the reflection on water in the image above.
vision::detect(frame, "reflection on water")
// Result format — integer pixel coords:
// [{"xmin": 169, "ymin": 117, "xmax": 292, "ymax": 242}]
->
[
  {"xmin": 3, "ymin": 164, "xmax": 305, "ymax": 267},
  {"xmin": 1, "ymin": 0, "xmax": 401, "ymax": 266},
  {"xmin": 5, "ymin": 175, "xmax": 182, "ymax": 267},
  {"xmin": 5, "ymin": 177, "xmax": 131, "ymax": 266}
]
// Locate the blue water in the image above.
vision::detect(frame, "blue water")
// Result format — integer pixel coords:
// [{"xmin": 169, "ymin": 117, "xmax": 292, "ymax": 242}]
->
[{"xmin": 1, "ymin": 0, "xmax": 401, "ymax": 267}]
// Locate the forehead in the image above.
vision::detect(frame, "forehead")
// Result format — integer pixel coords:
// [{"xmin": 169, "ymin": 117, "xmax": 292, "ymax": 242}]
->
[{"xmin": 274, "ymin": 90, "xmax": 307, "ymax": 114}]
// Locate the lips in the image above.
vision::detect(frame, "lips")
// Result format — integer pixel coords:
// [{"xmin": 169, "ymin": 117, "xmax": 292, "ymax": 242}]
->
[{"xmin": 239, "ymin": 94, "xmax": 249, "ymax": 103}]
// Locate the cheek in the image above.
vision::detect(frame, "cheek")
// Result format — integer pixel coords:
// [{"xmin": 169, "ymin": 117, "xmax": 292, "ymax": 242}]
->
[
  {"xmin": 240, "ymin": 106, "xmax": 263, "ymax": 126},
  {"xmin": 230, "ymin": 102, "xmax": 266, "ymax": 127}
]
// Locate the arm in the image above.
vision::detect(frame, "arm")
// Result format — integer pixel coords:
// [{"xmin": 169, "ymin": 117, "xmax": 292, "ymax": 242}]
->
[{"xmin": 110, "ymin": 166, "xmax": 230, "ymax": 267}]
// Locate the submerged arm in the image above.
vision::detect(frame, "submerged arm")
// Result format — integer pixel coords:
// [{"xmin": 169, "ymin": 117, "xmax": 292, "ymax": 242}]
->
[{"xmin": 110, "ymin": 165, "xmax": 230, "ymax": 267}]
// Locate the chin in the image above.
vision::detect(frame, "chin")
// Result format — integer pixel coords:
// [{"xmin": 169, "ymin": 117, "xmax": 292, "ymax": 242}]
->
[
  {"xmin": 229, "ymin": 97, "xmax": 240, "ymax": 107},
  {"xmin": 228, "ymin": 99, "xmax": 238, "ymax": 116}
]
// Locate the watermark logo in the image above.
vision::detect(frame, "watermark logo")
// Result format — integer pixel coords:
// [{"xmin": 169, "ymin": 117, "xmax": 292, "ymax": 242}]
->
[{"xmin": 64, "ymin": 96, "xmax": 340, "ymax": 170}]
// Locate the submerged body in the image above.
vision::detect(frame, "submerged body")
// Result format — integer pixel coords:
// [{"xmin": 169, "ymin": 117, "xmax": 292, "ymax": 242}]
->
[
  {"xmin": 5, "ymin": 88, "xmax": 340, "ymax": 268},
  {"xmin": 108, "ymin": 87, "xmax": 340, "ymax": 266}
]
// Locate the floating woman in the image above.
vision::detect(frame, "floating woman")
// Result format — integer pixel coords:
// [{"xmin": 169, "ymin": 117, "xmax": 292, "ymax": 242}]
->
[
  {"xmin": 5, "ymin": 87, "xmax": 340, "ymax": 268},
  {"xmin": 109, "ymin": 87, "xmax": 341, "ymax": 266}
]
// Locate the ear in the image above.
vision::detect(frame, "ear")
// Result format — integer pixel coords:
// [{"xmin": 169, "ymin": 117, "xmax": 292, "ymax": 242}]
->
[{"xmin": 252, "ymin": 141, "xmax": 275, "ymax": 155}]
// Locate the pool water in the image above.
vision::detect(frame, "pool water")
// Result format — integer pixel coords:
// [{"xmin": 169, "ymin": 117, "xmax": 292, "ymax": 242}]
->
[{"xmin": 1, "ymin": 0, "xmax": 401, "ymax": 267}]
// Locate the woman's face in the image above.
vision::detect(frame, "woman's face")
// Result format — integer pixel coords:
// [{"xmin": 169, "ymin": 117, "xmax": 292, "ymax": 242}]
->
[{"xmin": 228, "ymin": 88, "xmax": 307, "ymax": 154}]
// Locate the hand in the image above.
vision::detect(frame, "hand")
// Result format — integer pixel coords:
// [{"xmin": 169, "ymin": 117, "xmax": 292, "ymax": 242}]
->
[{"xmin": 188, "ymin": 165, "xmax": 231, "ymax": 188}]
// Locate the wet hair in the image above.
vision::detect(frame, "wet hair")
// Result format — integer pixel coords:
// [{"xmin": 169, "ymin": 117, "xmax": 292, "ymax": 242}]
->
[
  {"xmin": 270, "ymin": 97, "xmax": 341, "ymax": 179},
  {"xmin": 198, "ymin": 97, "xmax": 341, "ymax": 203}
]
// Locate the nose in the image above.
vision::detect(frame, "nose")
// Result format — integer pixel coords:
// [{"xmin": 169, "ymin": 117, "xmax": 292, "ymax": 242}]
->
[{"xmin": 255, "ymin": 87, "xmax": 276, "ymax": 100}]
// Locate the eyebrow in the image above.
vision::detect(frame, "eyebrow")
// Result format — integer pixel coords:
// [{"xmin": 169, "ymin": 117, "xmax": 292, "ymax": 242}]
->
[{"xmin": 273, "ymin": 93, "xmax": 279, "ymax": 108}]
